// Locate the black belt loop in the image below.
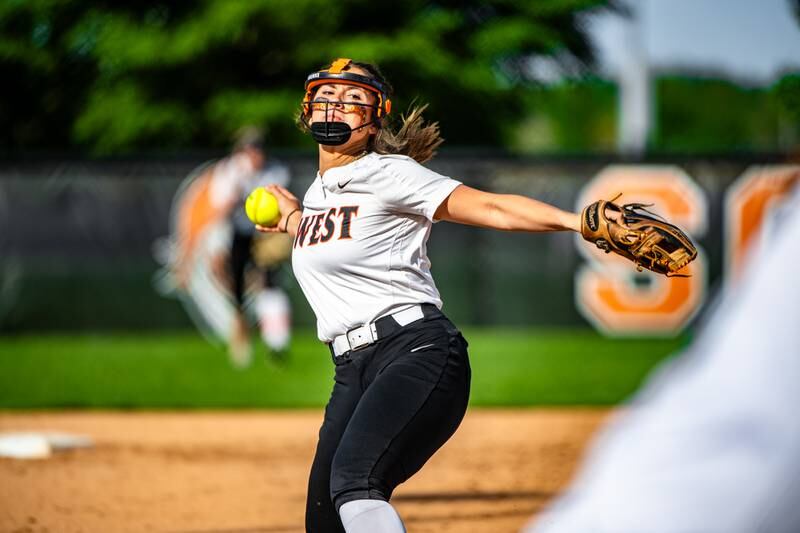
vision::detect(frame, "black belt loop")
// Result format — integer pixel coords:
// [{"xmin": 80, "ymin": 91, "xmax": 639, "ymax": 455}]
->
[
  {"xmin": 329, "ymin": 344, "xmax": 351, "ymax": 365},
  {"xmin": 420, "ymin": 303, "xmax": 440, "ymax": 319}
]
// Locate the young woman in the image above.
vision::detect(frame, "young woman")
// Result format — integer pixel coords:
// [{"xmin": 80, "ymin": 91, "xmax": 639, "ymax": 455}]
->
[{"xmin": 258, "ymin": 58, "xmax": 580, "ymax": 533}]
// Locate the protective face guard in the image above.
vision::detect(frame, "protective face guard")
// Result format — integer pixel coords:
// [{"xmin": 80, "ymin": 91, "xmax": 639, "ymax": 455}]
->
[
  {"xmin": 303, "ymin": 58, "xmax": 392, "ymax": 117},
  {"xmin": 307, "ymin": 100, "xmax": 371, "ymax": 121},
  {"xmin": 305, "ymin": 99, "xmax": 377, "ymax": 146},
  {"xmin": 301, "ymin": 58, "xmax": 393, "ymax": 146}
]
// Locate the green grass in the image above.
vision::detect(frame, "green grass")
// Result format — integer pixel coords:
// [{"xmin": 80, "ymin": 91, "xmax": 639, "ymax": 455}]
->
[{"xmin": 0, "ymin": 328, "xmax": 688, "ymax": 408}]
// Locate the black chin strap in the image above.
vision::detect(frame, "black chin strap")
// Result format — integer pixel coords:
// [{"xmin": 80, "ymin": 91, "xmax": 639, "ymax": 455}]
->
[{"xmin": 309, "ymin": 120, "xmax": 377, "ymax": 146}]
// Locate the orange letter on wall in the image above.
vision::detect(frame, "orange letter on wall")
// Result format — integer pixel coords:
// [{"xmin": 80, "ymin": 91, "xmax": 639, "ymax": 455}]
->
[{"xmin": 725, "ymin": 165, "xmax": 800, "ymax": 283}]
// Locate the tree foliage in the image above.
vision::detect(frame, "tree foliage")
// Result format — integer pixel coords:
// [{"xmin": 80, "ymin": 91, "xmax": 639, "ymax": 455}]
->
[
  {"xmin": 0, "ymin": 0, "xmax": 616, "ymax": 154},
  {"xmin": 655, "ymin": 75, "xmax": 797, "ymax": 153},
  {"xmin": 514, "ymin": 77, "xmax": 617, "ymax": 152}
]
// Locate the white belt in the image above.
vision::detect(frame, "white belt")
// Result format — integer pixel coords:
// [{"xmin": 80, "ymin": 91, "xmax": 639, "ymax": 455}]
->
[{"xmin": 329, "ymin": 305, "xmax": 427, "ymax": 357}]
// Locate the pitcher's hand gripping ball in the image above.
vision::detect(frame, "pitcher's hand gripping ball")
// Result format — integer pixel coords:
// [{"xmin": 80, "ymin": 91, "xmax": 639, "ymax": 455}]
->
[
  {"xmin": 245, "ymin": 188, "xmax": 281, "ymax": 227},
  {"xmin": 581, "ymin": 198, "xmax": 698, "ymax": 276}
]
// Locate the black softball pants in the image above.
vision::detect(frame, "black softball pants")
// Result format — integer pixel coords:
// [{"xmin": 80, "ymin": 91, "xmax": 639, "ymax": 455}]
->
[{"xmin": 305, "ymin": 310, "xmax": 471, "ymax": 532}]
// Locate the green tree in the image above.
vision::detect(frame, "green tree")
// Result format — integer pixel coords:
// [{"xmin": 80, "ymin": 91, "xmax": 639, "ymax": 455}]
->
[
  {"xmin": 771, "ymin": 72, "xmax": 800, "ymax": 149},
  {"xmin": 653, "ymin": 75, "xmax": 787, "ymax": 153},
  {"xmin": 0, "ymin": 0, "xmax": 617, "ymax": 154},
  {"xmin": 514, "ymin": 77, "xmax": 617, "ymax": 152}
]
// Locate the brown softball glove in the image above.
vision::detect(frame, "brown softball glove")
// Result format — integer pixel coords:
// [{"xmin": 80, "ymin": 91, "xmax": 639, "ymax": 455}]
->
[{"xmin": 581, "ymin": 198, "xmax": 698, "ymax": 276}]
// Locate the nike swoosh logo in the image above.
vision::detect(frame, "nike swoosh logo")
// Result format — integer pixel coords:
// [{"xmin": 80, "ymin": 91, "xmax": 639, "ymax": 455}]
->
[
  {"xmin": 337, "ymin": 178, "xmax": 353, "ymax": 189},
  {"xmin": 410, "ymin": 343, "xmax": 436, "ymax": 353}
]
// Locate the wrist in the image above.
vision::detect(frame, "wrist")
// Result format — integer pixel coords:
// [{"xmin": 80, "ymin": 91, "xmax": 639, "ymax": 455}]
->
[
  {"xmin": 282, "ymin": 208, "xmax": 302, "ymax": 232},
  {"xmin": 569, "ymin": 211, "xmax": 582, "ymax": 233},
  {"xmin": 558, "ymin": 211, "xmax": 581, "ymax": 233}
]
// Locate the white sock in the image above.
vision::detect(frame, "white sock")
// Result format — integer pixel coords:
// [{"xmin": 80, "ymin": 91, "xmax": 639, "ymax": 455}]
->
[
  {"xmin": 339, "ymin": 499, "xmax": 406, "ymax": 533},
  {"xmin": 256, "ymin": 288, "xmax": 291, "ymax": 351}
]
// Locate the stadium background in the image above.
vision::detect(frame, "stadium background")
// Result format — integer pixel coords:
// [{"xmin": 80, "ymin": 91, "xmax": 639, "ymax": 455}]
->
[{"xmin": 1, "ymin": 1, "xmax": 799, "ymax": 531}]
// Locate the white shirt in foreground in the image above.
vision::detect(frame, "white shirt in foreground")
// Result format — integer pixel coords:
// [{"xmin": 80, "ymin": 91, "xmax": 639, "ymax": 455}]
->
[
  {"xmin": 291, "ymin": 153, "xmax": 461, "ymax": 342},
  {"xmin": 527, "ymin": 185, "xmax": 800, "ymax": 533}
]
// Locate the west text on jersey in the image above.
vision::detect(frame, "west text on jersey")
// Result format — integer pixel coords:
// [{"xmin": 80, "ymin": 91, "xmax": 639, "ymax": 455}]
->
[{"xmin": 294, "ymin": 206, "xmax": 360, "ymax": 247}]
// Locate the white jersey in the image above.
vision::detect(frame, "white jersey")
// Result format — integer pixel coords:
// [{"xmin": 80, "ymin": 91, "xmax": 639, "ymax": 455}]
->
[
  {"xmin": 209, "ymin": 152, "xmax": 290, "ymax": 209},
  {"xmin": 291, "ymin": 153, "xmax": 461, "ymax": 342},
  {"xmin": 527, "ymin": 184, "xmax": 800, "ymax": 533}
]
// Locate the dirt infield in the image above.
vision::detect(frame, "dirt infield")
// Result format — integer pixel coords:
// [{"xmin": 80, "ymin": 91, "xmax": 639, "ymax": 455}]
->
[{"xmin": 0, "ymin": 409, "xmax": 611, "ymax": 533}]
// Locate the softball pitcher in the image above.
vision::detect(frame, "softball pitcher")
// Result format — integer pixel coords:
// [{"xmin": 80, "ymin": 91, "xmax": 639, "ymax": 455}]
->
[
  {"xmin": 255, "ymin": 57, "xmax": 580, "ymax": 533},
  {"xmin": 257, "ymin": 58, "xmax": 677, "ymax": 533}
]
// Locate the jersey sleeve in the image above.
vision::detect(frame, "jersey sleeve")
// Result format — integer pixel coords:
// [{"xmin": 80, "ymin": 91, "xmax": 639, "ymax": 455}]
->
[{"xmin": 372, "ymin": 155, "xmax": 461, "ymax": 221}]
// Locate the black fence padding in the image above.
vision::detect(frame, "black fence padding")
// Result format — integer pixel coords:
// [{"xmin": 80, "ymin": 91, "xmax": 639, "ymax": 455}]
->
[{"xmin": 0, "ymin": 155, "xmax": 765, "ymax": 331}]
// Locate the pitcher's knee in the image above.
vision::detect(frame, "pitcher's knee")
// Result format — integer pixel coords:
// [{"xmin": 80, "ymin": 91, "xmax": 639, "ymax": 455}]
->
[
  {"xmin": 330, "ymin": 442, "xmax": 401, "ymax": 510},
  {"xmin": 331, "ymin": 488, "xmax": 387, "ymax": 513},
  {"xmin": 330, "ymin": 463, "xmax": 389, "ymax": 511}
]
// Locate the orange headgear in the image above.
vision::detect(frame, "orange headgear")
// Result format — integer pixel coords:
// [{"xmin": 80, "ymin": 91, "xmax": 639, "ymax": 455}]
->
[{"xmin": 302, "ymin": 58, "xmax": 392, "ymax": 119}]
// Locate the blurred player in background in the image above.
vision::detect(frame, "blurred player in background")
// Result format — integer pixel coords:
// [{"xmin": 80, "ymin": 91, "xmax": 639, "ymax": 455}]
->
[
  {"xmin": 155, "ymin": 127, "xmax": 293, "ymax": 368},
  {"xmin": 526, "ymin": 181, "xmax": 800, "ymax": 533},
  {"xmin": 209, "ymin": 127, "xmax": 293, "ymax": 366}
]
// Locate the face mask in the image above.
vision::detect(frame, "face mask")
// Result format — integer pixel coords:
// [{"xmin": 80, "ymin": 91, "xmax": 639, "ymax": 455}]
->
[
  {"xmin": 302, "ymin": 59, "xmax": 392, "ymax": 147},
  {"xmin": 306, "ymin": 99, "xmax": 377, "ymax": 145},
  {"xmin": 310, "ymin": 120, "xmax": 375, "ymax": 146}
]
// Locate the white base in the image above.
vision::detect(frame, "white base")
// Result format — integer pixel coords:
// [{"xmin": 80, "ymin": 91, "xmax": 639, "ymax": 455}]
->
[{"xmin": 0, "ymin": 432, "xmax": 93, "ymax": 459}]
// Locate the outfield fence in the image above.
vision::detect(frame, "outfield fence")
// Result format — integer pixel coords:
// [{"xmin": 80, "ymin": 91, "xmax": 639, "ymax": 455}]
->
[{"xmin": 0, "ymin": 153, "xmax": 795, "ymax": 334}]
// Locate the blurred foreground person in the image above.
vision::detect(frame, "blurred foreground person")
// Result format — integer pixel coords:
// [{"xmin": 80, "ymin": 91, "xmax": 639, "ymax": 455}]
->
[
  {"xmin": 156, "ymin": 127, "xmax": 293, "ymax": 367},
  {"xmin": 526, "ymin": 182, "xmax": 800, "ymax": 533}
]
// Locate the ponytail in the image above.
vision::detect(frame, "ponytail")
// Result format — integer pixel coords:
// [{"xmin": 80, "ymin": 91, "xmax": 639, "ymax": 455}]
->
[{"xmin": 370, "ymin": 104, "xmax": 443, "ymax": 164}]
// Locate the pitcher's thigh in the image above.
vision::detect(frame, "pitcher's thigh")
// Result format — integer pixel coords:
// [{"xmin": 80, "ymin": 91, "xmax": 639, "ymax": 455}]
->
[{"xmin": 330, "ymin": 332, "xmax": 471, "ymax": 509}]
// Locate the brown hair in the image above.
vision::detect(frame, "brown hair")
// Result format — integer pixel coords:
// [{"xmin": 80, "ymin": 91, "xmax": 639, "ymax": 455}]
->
[{"xmin": 298, "ymin": 60, "xmax": 444, "ymax": 163}]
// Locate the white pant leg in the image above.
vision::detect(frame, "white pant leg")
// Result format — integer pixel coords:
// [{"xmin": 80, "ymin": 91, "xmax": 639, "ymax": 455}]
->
[{"xmin": 339, "ymin": 499, "xmax": 406, "ymax": 533}]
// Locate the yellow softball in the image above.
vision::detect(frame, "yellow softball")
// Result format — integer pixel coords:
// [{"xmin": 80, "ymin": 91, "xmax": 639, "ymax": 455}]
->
[{"xmin": 245, "ymin": 188, "xmax": 281, "ymax": 227}]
